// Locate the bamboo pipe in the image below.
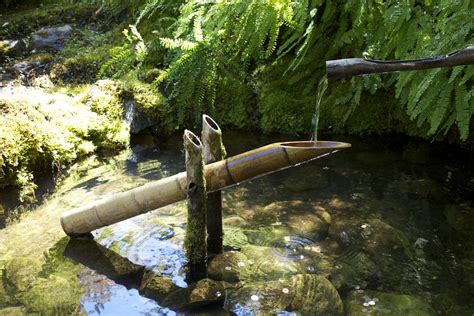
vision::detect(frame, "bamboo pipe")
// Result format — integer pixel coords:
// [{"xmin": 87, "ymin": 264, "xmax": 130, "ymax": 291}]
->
[
  {"xmin": 60, "ymin": 140, "xmax": 351, "ymax": 236},
  {"xmin": 326, "ymin": 45, "xmax": 474, "ymax": 79},
  {"xmin": 183, "ymin": 130, "xmax": 207, "ymax": 268},
  {"xmin": 201, "ymin": 115, "xmax": 226, "ymax": 255}
]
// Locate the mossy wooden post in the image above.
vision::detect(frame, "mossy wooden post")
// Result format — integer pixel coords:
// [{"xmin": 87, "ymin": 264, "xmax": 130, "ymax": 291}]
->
[
  {"xmin": 201, "ymin": 114, "xmax": 226, "ymax": 255},
  {"xmin": 183, "ymin": 130, "xmax": 207, "ymax": 279}
]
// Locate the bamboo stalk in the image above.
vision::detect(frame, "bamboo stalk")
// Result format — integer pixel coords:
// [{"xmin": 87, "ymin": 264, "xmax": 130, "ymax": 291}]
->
[
  {"xmin": 61, "ymin": 141, "xmax": 351, "ymax": 236},
  {"xmin": 201, "ymin": 115, "xmax": 226, "ymax": 255},
  {"xmin": 326, "ymin": 45, "xmax": 474, "ymax": 79},
  {"xmin": 183, "ymin": 130, "xmax": 207, "ymax": 275}
]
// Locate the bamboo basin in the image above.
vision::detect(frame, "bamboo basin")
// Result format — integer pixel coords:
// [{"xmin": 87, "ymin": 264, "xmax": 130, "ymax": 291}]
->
[{"xmin": 60, "ymin": 141, "xmax": 351, "ymax": 236}]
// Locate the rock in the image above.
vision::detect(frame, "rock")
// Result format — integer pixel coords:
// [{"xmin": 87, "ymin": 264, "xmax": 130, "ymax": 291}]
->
[
  {"xmin": 344, "ymin": 290, "xmax": 436, "ymax": 315},
  {"xmin": 227, "ymin": 274, "xmax": 343, "ymax": 315},
  {"xmin": 3, "ymin": 257, "xmax": 42, "ymax": 292},
  {"xmin": 444, "ymin": 203, "xmax": 473, "ymax": 239},
  {"xmin": 240, "ymin": 244, "xmax": 336, "ymax": 280},
  {"xmin": 139, "ymin": 270, "xmax": 179, "ymax": 301},
  {"xmin": 0, "ymin": 39, "xmax": 27, "ymax": 57},
  {"xmin": 162, "ymin": 279, "xmax": 225, "ymax": 310},
  {"xmin": 330, "ymin": 252, "xmax": 377, "ymax": 290},
  {"xmin": 263, "ymin": 200, "xmax": 331, "ymax": 240},
  {"xmin": 124, "ymin": 100, "xmax": 157, "ymax": 134},
  {"xmin": 207, "ymin": 251, "xmax": 248, "ymax": 282},
  {"xmin": 30, "ymin": 25, "xmax": 73, "ymax": 51},
  {"xmin": 18, "ymin": 274, "xmax": 82, "ymax": 314}
]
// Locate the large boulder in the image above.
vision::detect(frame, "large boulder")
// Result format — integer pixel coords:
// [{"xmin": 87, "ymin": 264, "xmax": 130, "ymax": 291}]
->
[
  {"xmin": 344, "ymin": 290, "xmax": 436, "ymax": 315},
  {"xmin": 30, "ymin": 25, "xmax": 73, "ymax": 51},
  {"xmin": 226, "ymin": 274, "xmax": 343, "ymax": 315}
]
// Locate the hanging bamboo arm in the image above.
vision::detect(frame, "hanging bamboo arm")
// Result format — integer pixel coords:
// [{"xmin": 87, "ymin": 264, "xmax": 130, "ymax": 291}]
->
[
  {"xmin": 60, "ymin": 141, "xmax": 351, "ymax": 236},
  {"xmin": 201, "ymin": 115, "xmax": 226, "ymax": 255},
  {"xmin": 326, "ymin": 45, "xmax": 474, "ymax": 79},
  {"xmin": 183, "ymin": 130, "xmax": 207, "ymax": 266}
]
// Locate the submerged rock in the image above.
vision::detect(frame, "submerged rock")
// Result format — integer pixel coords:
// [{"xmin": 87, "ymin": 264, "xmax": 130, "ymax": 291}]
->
[
  {"xmin": 30, "ymin": 25, "xmax": 73, "ymax": 51},
  {"xmin": 227, "ymin": 274, "xmax": 343, "ymax": 315},
  {"xmin": 162, "ymin": 278, "xmax": 225, "ymax": 310},
  {"xmin": 207, "ymin": 251, "xmax": 248, "ymax": 282},
  {"xmin": 139, "ymin": 270, "xmax": 179, "ymax": 301},
  {"xmin": 344, "ymin": 290, "xmax": 436, "ymax": 315}
]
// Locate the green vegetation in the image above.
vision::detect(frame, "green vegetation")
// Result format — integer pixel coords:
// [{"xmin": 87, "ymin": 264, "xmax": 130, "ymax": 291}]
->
[{"xmin": 104, "ymin": 0, "xmax": 472, "ymax": 141}]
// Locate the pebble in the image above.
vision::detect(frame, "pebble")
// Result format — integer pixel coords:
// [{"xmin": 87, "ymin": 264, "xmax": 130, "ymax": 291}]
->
[
  {"xmin": 251, "ymin": 294, "xmax": 259, "ymax": 301},
  {"xmin": 224, "ymin": 266, "xmax": 231, "ymax": 271},
  {"xmin": 282, "ymin": 288, "xmax": 289, "ymax": 294}
]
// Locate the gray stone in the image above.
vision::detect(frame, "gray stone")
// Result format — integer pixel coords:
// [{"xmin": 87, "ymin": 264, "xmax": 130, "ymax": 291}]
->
[
  {"xmin": 30, "ymin": 25, "xmax": 73, "ymax": 51},
  {"xmin": 124, "ymin": 99, "xmax": 157, "ymax": 134}
]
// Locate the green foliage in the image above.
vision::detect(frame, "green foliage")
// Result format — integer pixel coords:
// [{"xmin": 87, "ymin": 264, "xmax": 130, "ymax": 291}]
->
[{"xmin": 119, "ymin": 0, "xmax": 473, "ymax": 141}]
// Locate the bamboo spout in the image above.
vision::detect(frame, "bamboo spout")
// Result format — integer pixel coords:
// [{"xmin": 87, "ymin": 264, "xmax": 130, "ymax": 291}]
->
[{"xmin": 60, "ymin": 141, "xmax": 351, "ymax": 236}]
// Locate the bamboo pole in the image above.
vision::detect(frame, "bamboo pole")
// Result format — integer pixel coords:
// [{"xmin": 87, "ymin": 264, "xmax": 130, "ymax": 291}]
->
[
  {"xmin": 183, "ymin": 130, "xmax": 207, "ymax": 277},
  {"xmin": 61, "ymin": 141, "xmax": 351, "ymax": 236},
  {"xmin": 201, "ymin": 115, "xmax": 226, "ymax": 255}
]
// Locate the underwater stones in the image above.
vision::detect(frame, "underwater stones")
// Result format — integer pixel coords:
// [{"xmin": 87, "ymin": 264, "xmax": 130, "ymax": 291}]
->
[
  {"xmin": 222, "ymin": 215, "xmax": 248, "ymax": 228},
  {"xmin": 344, "ymin": 290, "xmax": 436, "ymax": 315},
  {"xmin": 207, "ymin": 251, "xmax": 248, "ymax": 282},
  {"xmin": 30, "ymin": 25, "xmax": 73, "ymax": 51},
  {"xmin": 139, "ymin": 270, "xmax": 179, "ymax": 301},
  {"xmin": 228, "ymin": 274, "xmax": 343, "ymax": 315},
  {"xmin": 162, "ymin": 279, "xmax": 225, "ymax": 310},
  {"xmin": 330, "ymin": 252, "xmax": 377, "ymax": 290},
  {"xmin": 3, "ymin": 257, "xmax": 42, "ymax": 292},
  {"xmin": 264, "ymin": 200, "xmax": 331, "ymax": 240},
  {"xmin": 290, "ymin": 274, "xmax": 343, "ymax": 315},
  {"xmin": 362, "ymin": 219, "xmax": 413, "ymax": 258},
  {"xmin": 240, "ymin": 244, "xmax": 336, "ymax": 280}
]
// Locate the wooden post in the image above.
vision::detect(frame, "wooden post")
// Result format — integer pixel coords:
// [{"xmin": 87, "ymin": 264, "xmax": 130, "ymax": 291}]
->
[
  {"xmin": 201, "ymin": 115, "xmax": 226, "ymax": 255},
  {"xmin": 183, "ymin": 130, "xmax": 207, "ymax": 279}
]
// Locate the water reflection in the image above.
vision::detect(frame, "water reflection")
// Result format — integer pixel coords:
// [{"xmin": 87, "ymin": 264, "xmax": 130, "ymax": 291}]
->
[{"xmin": 1, "ymin": 133, "xmax": 473, "ymax": 314}]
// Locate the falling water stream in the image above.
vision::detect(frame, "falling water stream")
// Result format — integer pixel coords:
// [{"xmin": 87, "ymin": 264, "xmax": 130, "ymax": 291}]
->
[
  {"xmin": 312, "ymin": 75, "xmax": 329, "ymax": 144},
  {"xmin": 0, "ymin": 132, "xmax": 473, "ymax": 315}
]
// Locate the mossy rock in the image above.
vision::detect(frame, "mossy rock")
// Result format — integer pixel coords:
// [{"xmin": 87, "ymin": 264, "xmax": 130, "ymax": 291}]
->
[
  {"xmin": 3, "ymin": 257, "xmax": 42, "ymax": 293},
  {"xmin": 18, "ymin": 274, "xmax": 82, "ymax": 314},
  {"xmin": 240, "ymin": 244, "xmax": 336, "ymax": 280},
  {"xmin": 207, "ymin": 251, "xmax": 248, "ymax": 282},
  {"xmin": 227, "ymin": 274, "xmax": 343, "ymax": 315},
  {"xmin": 162, "ymin": 278, "xmax": 224, "ymax": 310},
  {"xmin": 330, "ymin": 252, "xmax": 377, "ymax": 290},
  {"xmin": 344, "ymin": 290, "xmax": 436, "ymax": 315},
  {"xmin": 139, "ymin": 270, "xmax": 179, "ymax": 301}
]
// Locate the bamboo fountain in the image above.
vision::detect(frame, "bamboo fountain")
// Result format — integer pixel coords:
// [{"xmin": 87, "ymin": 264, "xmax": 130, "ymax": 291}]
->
[{"xmin": 60, "ymin": 138, "xmax": 350, "ymax": 236}]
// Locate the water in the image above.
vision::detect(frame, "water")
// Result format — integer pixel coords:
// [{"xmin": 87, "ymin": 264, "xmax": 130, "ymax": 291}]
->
[
  {"xmin": 311, "ymin": 75, "xmax": 328, "ymax": 143},
  {"xmin": 0, "ymin": 132, "xmax": 473, "ymax": 314}
]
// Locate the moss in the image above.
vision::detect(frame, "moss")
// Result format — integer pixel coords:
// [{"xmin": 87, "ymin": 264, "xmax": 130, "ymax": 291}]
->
[{"xmin": 0, "ymin": 86, "xmax": 128, "ymax": 196}]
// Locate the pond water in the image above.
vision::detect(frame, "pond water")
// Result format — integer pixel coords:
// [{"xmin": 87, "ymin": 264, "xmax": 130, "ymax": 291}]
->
[{"xmin": 0, "ymin": 132, "xmax": 473, "ymax": 315}]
